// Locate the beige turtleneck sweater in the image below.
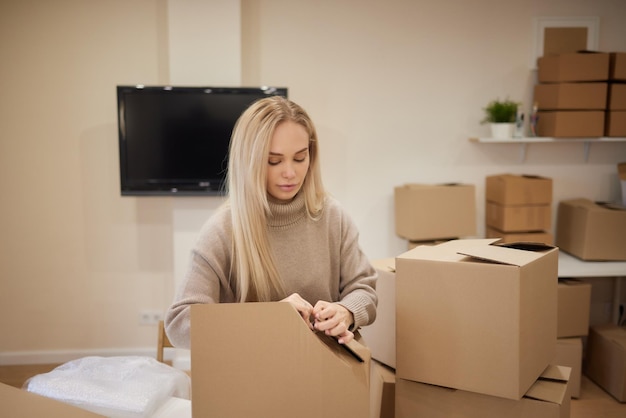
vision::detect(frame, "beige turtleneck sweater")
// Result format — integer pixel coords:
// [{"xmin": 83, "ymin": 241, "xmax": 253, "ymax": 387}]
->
[{"xmin": 164, "ymin": 192, "xmax": 378, "ymax": 349}]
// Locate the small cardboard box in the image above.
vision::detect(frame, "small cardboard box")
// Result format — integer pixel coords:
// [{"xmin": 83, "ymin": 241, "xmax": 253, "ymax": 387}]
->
[
  {"xmin": 556, "ymin": 198, "xmax": 626, "ymax": 261},
  {"xmin": 605, "ymin": 110, "xmax": 626, "ymax": 137},
  {"xmin": 486, "ymin": 174, "xmax": 553, "ymax": 206},
  {"xmin": 536, "ymin": 110, "xmax": 605, "ymax": 137},
  {"xmin": 191, "ymin": 303, "xmax": 371, "ymax": 418},
  {"xmin": 585, "ymin": 324, "xmax": 626, "ymax": 402},
  {"xmin": 537, "ymin": 52, "xmax": 610, "ymax": 83},
  {"xmin": 608, "ymin": 83, "xmax": 626, "ymax": 110},
  {"xmin": 486, "ymin": 201, "xmax": 552, "ymax": 232},
  {"xmin": 0, "ymin": 382, "xmax": 105, "ymax": 418},
  {"xmin": 396, "ymin": 239, "xmax": 558, "ymax": 400},
  {"xmin": 396, "ymin": 365, "xmax": 572, "ymax": 418},
  {"xmin": 359, "ymin": 258, "xmax": 396, "ymax": 369},
  {"xmin": 554, "ymin": 338, "xmax": 583, "ymax": 398},
  {"xmin": 485, "ymin": 226, "xmax": 554, "ymax": 245},
  {"xmin": 534, "ymin": 82, "xmax": 608, "ymax": 110},
  {"xmin": 394, "ymin": 183, "xmax": 476, "ymax": 241},
  {"xmin": 610, "ymin": 52, "xmax": 626, "ymax": 81},
  {"xmin": 370, "ymin": 360, "xmax": 395, "ymax": 418},
  {"xmin": 557, "ymin": 279, "xmax": 591, "ymax": 338}
]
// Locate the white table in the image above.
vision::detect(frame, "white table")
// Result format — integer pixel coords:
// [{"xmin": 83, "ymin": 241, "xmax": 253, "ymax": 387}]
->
[{"xmin": 558, "ymin": 251, "xmax": 626, "ymax": 324}]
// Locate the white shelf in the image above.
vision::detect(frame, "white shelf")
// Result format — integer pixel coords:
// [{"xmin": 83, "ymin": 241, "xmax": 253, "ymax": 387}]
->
[{"xmin": 469, "ymin": 136, "xmax": 626, "ymax": 162}]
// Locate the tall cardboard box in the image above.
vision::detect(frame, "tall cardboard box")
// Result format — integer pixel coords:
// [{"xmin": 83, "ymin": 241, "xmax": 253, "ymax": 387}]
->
[
  {"xmin": 557, "ymin": 279, "xmax": 591, "ymax": 337},
  {"xmin": 394, "ymin": 183, "xmax": 476, "ymax": 241},
  {"xmin": 537, "ymin": 52, "xmax": 610, "ymax": 83},
  {"xmin": 396, "ymin": 365, "xmax": 572, "ymax": 418},
  {"xmin": 396, "ymin": 239, "xmax": 558, "ymax": 400},
  {"xmin": 486, "ymin": 174, "xmax": 553, "ymax": 206},
  {"xmin": 556, "ymin": 198, "xmax": 626, "ymax": 261},
  {"xmin": 585, "ymin": 324, "xmax": 626, "ymax": 402},
  {"xmin": 191, "ymin": 303, "xmax": 371, "ymax": 418}
]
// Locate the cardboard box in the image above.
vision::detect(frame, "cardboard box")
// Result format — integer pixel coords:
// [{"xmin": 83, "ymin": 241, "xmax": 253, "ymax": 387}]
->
[
  {"xmin": 534, "ymin": 82, "xmax": 608, "ymax": 110},
  {"xmin": 554, "ymin": 338, "xmax": 583, "ymax": 398},
  {"xmin": 359, "ymin": 258, "xmax": 396, "ymax": 369},
  {"xmin": 396, "ymin": 365, "xmax": 572, "ymax": 418},
  {"xmin": 608, "ymin": 83, "xmax": 626, "ymax": 110},
  {"xmin": 610, "ymin": 52, "xmax": 626, "ymax": 81},
  {"xmin": 537, "ymin": 52, "xmax": 610, "ymax": 83},
  {"xmin": 190, "ymin": 303, "xmax": 371, "ymax": 418},
  {"xmin": 556, "ymin": 198, "xmax": 626, "ymax": 261},
  {"xmin": 396, "ymin": 239, "xmax": 558, "ymax": 400},
  {"xmin": 585, "ymin": 324, "xmax": 626, "ymax": 402},
  {"xmin": 394, "ymin": 183, "xmax": 476, "ymax": 241},
  {"xmin": 536, "ymin": 110, "xmax": 605, "ymax": 137},
  {"xmin": 606, "ymin": 110, "xmax": 626, "ymax": 137},
  {"xmin": 485, "ymin": 226, "xmax": 554, "ymax": 245},
  {"xmin": 486, "ymin": 174, "xmax": 553, "ymax": 206},
  {"xmin": 486, "ymin": 201, "xmax": 552, "ymax": 232},
  {"xmin": 0, "ymin": 382, "xmax": 105, "ymax": 418},
  {"xmin": 370, "ymin": 361, "xmax": 395, "ymax": 418},
  {"xmin": 557, "ymin": 279, "xmax": 591, "ymax": 337}
]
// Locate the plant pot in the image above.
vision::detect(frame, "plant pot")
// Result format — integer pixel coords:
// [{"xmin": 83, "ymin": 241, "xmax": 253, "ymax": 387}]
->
[{"xmin": 490, "ymin": 123, "xmax": 515, "ymax": 139}]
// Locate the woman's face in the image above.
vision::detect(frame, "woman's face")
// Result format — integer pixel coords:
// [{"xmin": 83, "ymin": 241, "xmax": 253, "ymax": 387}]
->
[{"xmin": 266, "ymin": 121, "xmax": 310, "ymax": 202}]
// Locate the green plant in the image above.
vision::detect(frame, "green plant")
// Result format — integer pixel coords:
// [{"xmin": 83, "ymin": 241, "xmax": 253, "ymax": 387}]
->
[{"xmin": 481, "ymin": 99, "xmax": 519, "ymax": 124}]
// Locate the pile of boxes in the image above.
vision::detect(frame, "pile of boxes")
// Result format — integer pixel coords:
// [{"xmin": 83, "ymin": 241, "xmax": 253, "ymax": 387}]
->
[
  {"xmin": 534, "ymin": 51, "xmax": 626, "ymax": 137},
  {"xmin": 485, "ymin": 174, "xmax": 554, "ymax": 244}
]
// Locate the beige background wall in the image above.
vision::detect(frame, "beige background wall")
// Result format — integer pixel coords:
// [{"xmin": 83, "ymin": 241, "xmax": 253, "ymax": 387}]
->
[{"xmin": 1, "ymin": 0, "xmax": 625, "ymax": 362}]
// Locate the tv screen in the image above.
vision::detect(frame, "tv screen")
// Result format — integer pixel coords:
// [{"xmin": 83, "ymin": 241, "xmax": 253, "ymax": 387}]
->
[{"xmin": 117, "ymin": 85, "xmax": 288, "ymax": 196}]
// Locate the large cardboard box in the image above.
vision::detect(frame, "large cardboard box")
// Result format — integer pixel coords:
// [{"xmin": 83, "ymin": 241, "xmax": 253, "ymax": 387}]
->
[
  {"xmin": 486, "ymin": 201, "xmax": 552, "ymax": 232},
  {"xmin": 534, "ymin": 82, "xmax": 608, "ymax": 110},
  {"xmin": 556, "ymin": 198, "xmax": 626, "ymax": 261},
  {"xmin": 557, "ymin": 279, "xmax": 591, "ymax": 337},
  {"xmin": 485, "ymin": 226, "xmax": 554, "ymax": 245},
  {"xmin": 486, "ymin": 174, "xmax": 553, "ymax": 206},
  {"xmin": 606, "ymin": 110, "xmax": 626, "ymax": 137},
  {"xmin": 396, "ymin": 365, "xmax": 572, "ymax": 418},
  {"xmin": 370, "ymin": 360, "xmax": 395, "ymax": 418},
  {"xmin": 608, "ymin": 83, "xmax": 626, "ymax": 110},
  {"xmin": 554, "ymin": 337, "xmax": 583, "ymax": 398},
  {"xmin": 610, "ymin": 52, "xmax": 626, "ymax": 81},
  {"xmin": 394, "ymin": 183, "xmax": 476, "ymax": 241},
  {"xmin": 190, "ymin": 303, "xmax": 371, "ymax": 418},
  {"xmin": 0, "ymin": 382, "xmax": 105, "ymax": 418},
  {"xmin": 359, "ymin": 258, "xmax": 396, "ymax": 369},
  {"xmin": 536, "ymin": 110, "xmax": 605, "ymax": 137},
  {"xmin": 585, "ymin": 324, "xmax": 626, "ymax": 402},
  {"xmin": 537, "ymin": 52, "xmax": 610, "ymax": 83},
  {"xmin": 395, "ymin": 239, "xmax": 558, "ymax": 400}
]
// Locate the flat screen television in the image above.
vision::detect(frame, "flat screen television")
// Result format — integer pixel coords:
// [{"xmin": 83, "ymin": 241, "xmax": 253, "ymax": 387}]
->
[{"xmin": 117, "ymin": 85, "xmax": 288, "ymax": 196}]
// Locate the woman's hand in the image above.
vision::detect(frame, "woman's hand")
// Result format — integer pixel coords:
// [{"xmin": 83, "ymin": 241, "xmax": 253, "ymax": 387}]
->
[
  {"xmin": 280, "ymin": 293, "xmax": 314, "ymax": 329},
  {"xmin": 312, "ymin": 301, "xmax": 355, "ymax": 344}
]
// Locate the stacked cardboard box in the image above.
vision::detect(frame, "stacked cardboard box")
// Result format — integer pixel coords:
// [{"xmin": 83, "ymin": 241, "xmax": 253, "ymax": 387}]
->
[
  {"xmin": 535, "ymin": 52, "xmax": 610, "ymax": 137},
  {"xmin": 485, "ymin": 174, "xmax": 553, "ymax": 244},
  {"xmin": 606, "ymin": 53, "xmax": 626, "ymax": 136}
]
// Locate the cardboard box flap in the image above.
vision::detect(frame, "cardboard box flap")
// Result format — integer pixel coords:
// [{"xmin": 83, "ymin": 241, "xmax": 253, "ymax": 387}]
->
[
  {"xmin": 524, "ymin": 365, "xmax": 571, "ymax": 405},
  {"xmin": 457, "ymin": 241, "xmax": 555, "ymax": 267},
  {"xmin": 370, "ymin": 258, "xmax": 396, "ymax": 273}
]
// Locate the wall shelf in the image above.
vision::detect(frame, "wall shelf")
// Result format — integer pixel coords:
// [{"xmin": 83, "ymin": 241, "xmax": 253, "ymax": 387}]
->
[{"xmin": 469, "ymin": 137, "xmax": 626, "ymax": 162}]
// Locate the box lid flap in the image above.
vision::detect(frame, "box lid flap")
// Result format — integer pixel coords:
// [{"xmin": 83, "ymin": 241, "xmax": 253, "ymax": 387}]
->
[
  {"xmin": 457, "ymin": 241, "xmax": 555, "ymax": 267},
  {"xmin": 524, "ymin": 365, "xmax": 571, "ymax": 405}
]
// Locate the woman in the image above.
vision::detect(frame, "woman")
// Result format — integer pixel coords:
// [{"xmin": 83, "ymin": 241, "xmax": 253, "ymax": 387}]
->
[{"xmin": 164, "ymin": 96, "xmax": 377, "ymax": 349}]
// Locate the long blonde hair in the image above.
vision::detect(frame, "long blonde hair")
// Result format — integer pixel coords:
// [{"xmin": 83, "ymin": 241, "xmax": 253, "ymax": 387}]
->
[{"xmin": 225, "ymin": 96, "xmax": 325, "ymax": 302}]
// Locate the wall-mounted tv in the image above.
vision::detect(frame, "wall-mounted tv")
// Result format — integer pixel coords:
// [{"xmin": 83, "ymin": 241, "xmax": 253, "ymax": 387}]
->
[{"xmin": 117, "ymin": 85, "xmax": 288, "ymax": 196}]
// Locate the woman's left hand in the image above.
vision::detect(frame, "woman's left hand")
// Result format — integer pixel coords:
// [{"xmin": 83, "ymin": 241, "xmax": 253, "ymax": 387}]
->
[{"xmin": 312, "ymin": 301, "xmax": 354, "ymax": 344}]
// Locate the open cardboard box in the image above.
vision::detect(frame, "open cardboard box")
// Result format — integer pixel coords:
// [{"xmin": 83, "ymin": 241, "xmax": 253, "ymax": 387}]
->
[
  {"xmin": 190, "ymin": 302, "xmax": 370, "ymax": 418},
  {"xmin": 396, "ymin": 239, "xmax": 558, "ymax": 400}
]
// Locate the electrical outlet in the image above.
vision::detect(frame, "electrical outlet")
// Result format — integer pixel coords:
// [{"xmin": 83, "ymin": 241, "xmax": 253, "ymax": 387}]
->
[{"xmin": 139, "ymin": 310, "xmax": 163, "ymax": 326}]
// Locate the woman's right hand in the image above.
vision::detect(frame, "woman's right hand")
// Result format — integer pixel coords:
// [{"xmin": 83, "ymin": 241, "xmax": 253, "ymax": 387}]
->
[{"xmin": 280, "ymin": 293, "xmax": 314, "ymax": 329}]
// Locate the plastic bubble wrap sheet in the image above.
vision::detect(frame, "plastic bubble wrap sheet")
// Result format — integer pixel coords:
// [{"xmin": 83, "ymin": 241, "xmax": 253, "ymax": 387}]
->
[{"xmin": 26, "ymin": 356, "xmax": 190, "ymax": 418}]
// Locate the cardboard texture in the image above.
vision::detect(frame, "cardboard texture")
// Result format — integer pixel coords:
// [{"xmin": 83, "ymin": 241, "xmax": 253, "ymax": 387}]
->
[
  {"xmin": 395, "ymin": 239, "xmax": 558, "ymax": 400},
  {"xmin": 556, "ymin": 198, "xmax": 626, "ymax": 261},
  {"xmin": 359, "ymin": 258, "xmax": 396, "ymax": 369},
  {"xmin": 395, "ymin": 365, "xmax": 572, "ymax": 418},
  {"xmin": 486, "ymin": 174, "xmax": 553, "ymax": 206},
  {"xmin": 370, "ymin": 360, "xmax": 395, "ymax": 418},
  {"xmin": 534, "ymin": 82, "xmax": 608, "ymax": 110},
  {"xmin": 554, "ymin": 337, "xmax": 583, "ymax": 398},
  {"xmin": 543, "ymin": 27, "xmax": 587, "ymax": 57},
  {"xmin": 394, "ymin": 183, "xmax": 476, "ymax": 241},
  {"xmin": 557, "ymin": 279, "xmax": 591, "ymax": 337},
  {"xmin": 606, "ymin": 110, "xmax": 626, "ymax": 137},
  {"xmin": 536, "ymin": 110, "xmax": 605, "ymax": 137},
  {"xmin": 0, "ymin": 382, "xmax": 105, "ymax": 418},
  {"xmin": 608, "ymin": 83, "xmax": 626, "ymax": 110},
  {"xmin": 485, "ymin": 226, "xmax": 554, "ymax": 245},
  {"xmin": 537, "ymin": 52, "xmax": 610, "ymax": 83},
  {"xmin": 486, "ymin": 201, "xmax": 552, "ymax": 232},
  {"xmin": 610, "ymin": 52, "xmax": 626, "ymax": 81},
  {"xmin": 190, "ymin": 302, "xmax": 370, "ymax": 418},
  {"xmin": 585, "ymin": 324, "xmax": 626, "ymax": 402}
]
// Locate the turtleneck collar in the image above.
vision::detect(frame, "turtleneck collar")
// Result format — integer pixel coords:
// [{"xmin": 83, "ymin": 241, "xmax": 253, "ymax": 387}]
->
[{"xmin": 267, "ymin": 192, "xmax": 307, "ymax": 228}]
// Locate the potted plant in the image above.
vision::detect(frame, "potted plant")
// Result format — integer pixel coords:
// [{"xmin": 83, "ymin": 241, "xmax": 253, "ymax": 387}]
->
[{"xmin": 481, "ymin": 98, "xmax": 520, "ymax": 139}]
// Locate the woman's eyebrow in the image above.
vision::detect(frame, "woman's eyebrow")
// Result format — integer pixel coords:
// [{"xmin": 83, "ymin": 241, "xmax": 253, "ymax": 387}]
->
[{"xmin": 269, "ymin": 147, "xmax": 309, "ymax": 156}]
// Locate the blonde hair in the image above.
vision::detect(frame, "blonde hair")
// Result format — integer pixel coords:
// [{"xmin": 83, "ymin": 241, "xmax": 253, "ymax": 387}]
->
[{"xmin": 225, "ymin": 96, "xmax": 325, "ymax": 302}]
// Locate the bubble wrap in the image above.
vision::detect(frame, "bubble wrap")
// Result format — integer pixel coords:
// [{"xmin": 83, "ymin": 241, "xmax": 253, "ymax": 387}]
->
[{"xmin": 25, "ymin": 356, "xmax": 190, "ymax": 418}]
